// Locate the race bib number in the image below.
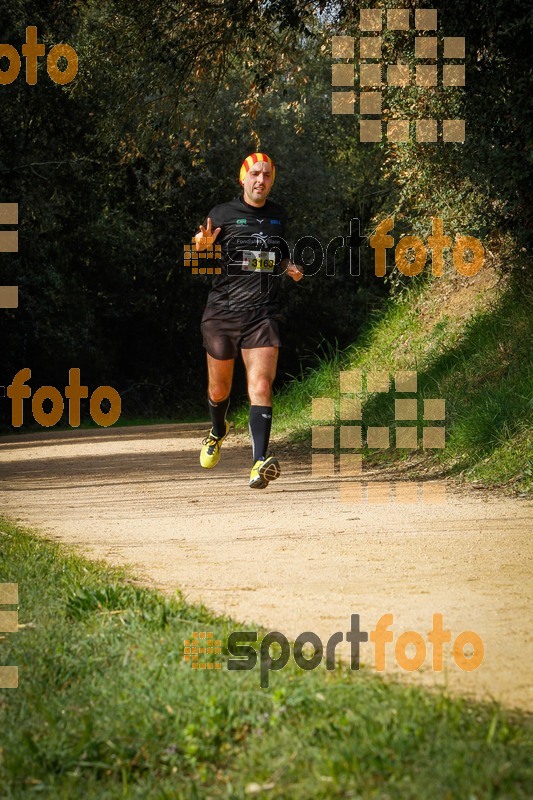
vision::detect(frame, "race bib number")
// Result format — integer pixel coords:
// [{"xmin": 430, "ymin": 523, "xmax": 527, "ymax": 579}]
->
[{"xmin": 241, "ymin": 250, "xmax": 276, "ymax": 272}]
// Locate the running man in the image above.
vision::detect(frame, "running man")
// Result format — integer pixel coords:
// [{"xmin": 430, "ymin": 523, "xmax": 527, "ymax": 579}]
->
[{"xmin": 194, "ymin": 152, "xmax": 303, "ymax": 488}]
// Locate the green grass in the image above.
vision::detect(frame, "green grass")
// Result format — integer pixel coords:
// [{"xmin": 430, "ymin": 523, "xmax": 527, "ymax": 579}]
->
[
  {"xmin": 1, "ymin": 518, "xmax": 532, "ymax": 798},
  {"xmin": 234, "ymin": 275, "xmax": 532, "ymax": 493}
]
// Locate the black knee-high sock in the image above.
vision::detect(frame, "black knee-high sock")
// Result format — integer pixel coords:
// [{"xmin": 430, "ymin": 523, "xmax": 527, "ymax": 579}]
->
[
  {"xmin": 208, "ymin": 396, "xmax": 230, "ymax": 438},
  {"xmin": 249, "ymin": 405, "xmax": 272, "ymax": 462}
]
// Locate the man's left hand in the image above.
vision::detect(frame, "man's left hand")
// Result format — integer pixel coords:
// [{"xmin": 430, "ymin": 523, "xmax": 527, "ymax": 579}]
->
[{"xmin": 287, "ymin": 262, "xmax": 304, "ymax": 282}]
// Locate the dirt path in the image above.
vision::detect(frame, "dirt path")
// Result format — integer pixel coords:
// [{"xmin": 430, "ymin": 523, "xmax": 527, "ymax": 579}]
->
[{"xmin": 1, "ymin": 423, "xmax": 531, "ymax": 711}]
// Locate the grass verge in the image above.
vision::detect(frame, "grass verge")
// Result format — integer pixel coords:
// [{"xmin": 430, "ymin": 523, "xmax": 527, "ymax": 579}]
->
[
  {"xmin": 1, "ymin": 518, "xmax": 531, "ymax": 799},
  {"xmin": 233, "ymin": 271, "xmax": 532, "ymax": 494}
]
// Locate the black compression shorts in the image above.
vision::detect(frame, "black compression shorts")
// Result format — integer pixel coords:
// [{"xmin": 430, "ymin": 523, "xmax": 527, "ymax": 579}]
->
[{"xmin": 201, "ymin": 306, "xmax": 282, "ymax": 360}]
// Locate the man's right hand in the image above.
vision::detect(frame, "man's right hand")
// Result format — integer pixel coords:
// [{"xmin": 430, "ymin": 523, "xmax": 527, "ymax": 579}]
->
[{"xmin": 195, "ymin": 217, "xmax": 221, "ymax": 252}]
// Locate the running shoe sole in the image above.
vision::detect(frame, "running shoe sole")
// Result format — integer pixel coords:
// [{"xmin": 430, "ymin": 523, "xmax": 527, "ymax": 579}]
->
[{"xmin": 249, "ymin": 456, "xmax": 281, "ymax": 489}]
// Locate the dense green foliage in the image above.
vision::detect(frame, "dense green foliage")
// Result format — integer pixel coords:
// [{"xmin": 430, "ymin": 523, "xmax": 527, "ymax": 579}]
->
[
  {"xmin": 335, "ymin": 1, "xmax": 532, "ymax": 253},
  {"xmin": 1, "ymin": 1, "xmax": 530, "ymax": 424},
  {"xmin": 1, "ymin": 519, "xmax": 532, "ymax": 798},
  {"xmin": 0, "ymin": 1, "xmax": 384, "ymax": 422}
]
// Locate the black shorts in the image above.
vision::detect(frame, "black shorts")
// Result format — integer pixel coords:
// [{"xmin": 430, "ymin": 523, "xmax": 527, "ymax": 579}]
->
[{"xmin": 201, "ymin": 306, "xmax": 282, "ymax": 360}]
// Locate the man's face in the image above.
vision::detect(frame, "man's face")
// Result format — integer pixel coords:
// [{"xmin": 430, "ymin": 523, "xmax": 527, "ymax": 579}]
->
[{"xmin": 241, "ymin": 161, "xmax": 273, "ymax": 207}]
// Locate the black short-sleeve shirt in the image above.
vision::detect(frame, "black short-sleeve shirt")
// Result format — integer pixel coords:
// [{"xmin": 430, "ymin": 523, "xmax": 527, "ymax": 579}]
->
[{"xmin": 204, "ymin": 196, "xmax": 290, "ymax": 312}]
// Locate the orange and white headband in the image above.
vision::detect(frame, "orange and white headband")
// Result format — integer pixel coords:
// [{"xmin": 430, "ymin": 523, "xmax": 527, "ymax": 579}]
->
[{"xmin": 239, "ymin": 152, "xmax": 275, "ymax": 186}]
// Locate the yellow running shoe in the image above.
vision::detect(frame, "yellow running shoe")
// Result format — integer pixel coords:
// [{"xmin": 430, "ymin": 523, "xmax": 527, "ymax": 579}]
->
[
  {"xmin": 249, "ymin": 455, "xmax": 281, "ymax": 489},
  {"xmin": 200, "ymin": 420, "xmax": 230, "ymax": 469}
]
